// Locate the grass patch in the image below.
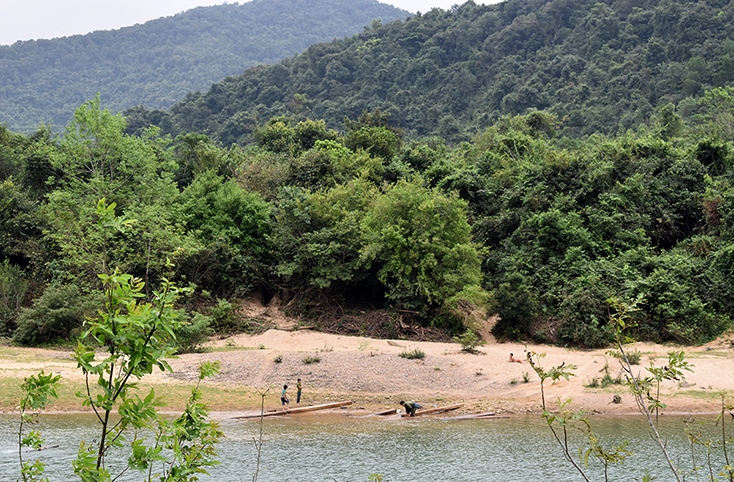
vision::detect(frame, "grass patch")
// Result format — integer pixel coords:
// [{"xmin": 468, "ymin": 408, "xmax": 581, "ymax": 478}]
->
[
  {"xmin": 0, "ymin": 374, "xmax": 287, "ymax": 412},
  {"xmin": 607, "ymin": 349, "xmax": 643, "ymax": 365},
  {"xmin": 398, "ymin": 348, "xmax": 425, "ymax": 360},
  {"xmin": 675, "ymin": 389, "xmax": 734, "ymax": 400},
  {"xmin": 208, "ymin": 345, "xmax": 265, "ymax": 353},
  {"xmin": 302, "ymin": 355, "xmax": 321, "ymax": 365}
]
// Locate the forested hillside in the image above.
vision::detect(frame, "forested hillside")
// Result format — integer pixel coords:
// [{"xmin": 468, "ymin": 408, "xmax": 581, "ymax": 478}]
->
[
  {"xmin": 3, "ymin": 86, "xmax": 734, "ymax": 349},
  {"xmin": 129, "ymin": 0, "xmax": 734, "ymax": 143},
  {"xmin": 2, "ymin": 0, "xmax": 734, "ymax": 351},
  {"xmin": 0, "ymin": 0, "xmax": 409, "ymax": 133}
]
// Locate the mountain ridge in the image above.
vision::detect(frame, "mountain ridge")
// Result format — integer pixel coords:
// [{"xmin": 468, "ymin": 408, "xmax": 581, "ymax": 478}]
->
[
  {"xmin": 0, "ymin": 0, "xmax": 410, "ymax": 132},
  {"xmin": 128, "ymin": 0, "xmax": 734, "ymax": 143}
]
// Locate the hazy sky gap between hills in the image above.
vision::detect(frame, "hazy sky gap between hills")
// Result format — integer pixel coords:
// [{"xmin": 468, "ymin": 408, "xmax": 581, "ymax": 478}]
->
[{"xmin": 0, "ymin": 0, "xmax": 500, "ymax": 46}]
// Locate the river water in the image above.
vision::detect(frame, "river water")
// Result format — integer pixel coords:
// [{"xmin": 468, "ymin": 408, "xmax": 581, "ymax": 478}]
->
[{"xmin": 0, "ymin": 412, "xmax": 728, "ymax": 481}]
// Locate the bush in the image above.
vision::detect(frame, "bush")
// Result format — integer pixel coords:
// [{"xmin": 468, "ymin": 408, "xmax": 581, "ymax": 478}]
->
[
  {"xmin": 491, "ymin": 272, "xmax": 537, "ymax": 339},
  {"xmin": 173, "ymin": 311, "xmax": 213, "ymax": 354},
  {"xmin": 302, "ymin": 355, "xmax": 321, "ymax": 364},
  {"xmin": 398, "ymin": 348, "xmax": 425, "ymax": 359},
  {"xmin": 0, "ymin": 260, "xmax": 30, "ymax": 337},
  {"xmin": 360, "ymin": 179, "xmax": 485, "ymax": 314},
  {"xmin": 453, "ymin": 328, "xmax": 485, "ymax": 353},
  {"xmin": 209, "ymin": 298, "xmax": 238, "ymax": 332},
  {"xmin": 608, "ymin": 348, "xmax": 642, "ymax": 365},
  {"xmin": 12, "ymin": 284, "xmax": 103, "ymax": 345}
]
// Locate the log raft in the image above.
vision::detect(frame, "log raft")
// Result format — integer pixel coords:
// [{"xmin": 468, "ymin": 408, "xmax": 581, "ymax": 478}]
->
[{"xmin": 231, "ymin": 401, "xmax": 353, "ymax": 419}]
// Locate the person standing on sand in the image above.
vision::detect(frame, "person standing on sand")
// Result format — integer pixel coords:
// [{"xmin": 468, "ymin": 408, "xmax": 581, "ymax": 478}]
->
[
  {"xmin": 296, "ymin": 378, "xmax": 302, "ymax": 404},
  {"xmin": 400, "ymin": 400, "xmax": 422, "ymax": 417},
  {"xmin": 281, "ymin": 384, "xmax": 289, "ymax": 410}
]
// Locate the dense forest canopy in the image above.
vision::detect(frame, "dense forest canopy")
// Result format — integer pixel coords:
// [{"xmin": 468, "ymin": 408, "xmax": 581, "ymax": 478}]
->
[
  {"xmin": 3, "ymin": 86, "xmax": 734, "ymax": 349},
  {"xmin": 129, "ymin": 0, "xmax": 734, "ymax": 144},
  {"xmin": 0, "ymin": 0, "xmax": 409, "ymax": 133}
]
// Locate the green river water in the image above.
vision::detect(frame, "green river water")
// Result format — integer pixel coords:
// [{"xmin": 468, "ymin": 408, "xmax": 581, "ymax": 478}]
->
[{"xmin": 1, "ymin": 412, "xmax": 728, "ymax": 481}]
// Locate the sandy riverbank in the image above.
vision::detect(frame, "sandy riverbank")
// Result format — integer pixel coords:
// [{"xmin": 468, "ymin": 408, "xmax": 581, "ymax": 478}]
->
[{"xmin": 1, "ymin": 329, "xmax": 733, "ymax": 416}]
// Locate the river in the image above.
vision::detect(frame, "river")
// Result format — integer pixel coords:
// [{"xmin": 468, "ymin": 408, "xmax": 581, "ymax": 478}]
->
[{"xmin": 0, "ymin": 412, "xmax": 728, "ymax": 481}]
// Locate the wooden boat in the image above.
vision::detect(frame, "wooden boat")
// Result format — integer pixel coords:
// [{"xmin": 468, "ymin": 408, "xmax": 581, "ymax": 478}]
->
[
  {"xmin": 231, "ymin": 401, "xmax": 353, "ymax": 419},
  {"xmin": 400, "ymin": 403, "xmax": 463, "ymax": 417}
]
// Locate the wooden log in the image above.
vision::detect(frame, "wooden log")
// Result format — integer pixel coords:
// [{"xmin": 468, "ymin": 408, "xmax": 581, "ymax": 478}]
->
[
  {"xmin": 401, "ymin": 403, "xmax": 463, "ymax": 417},
  {"xmin": 373, "ymin": 408, "xmax": 398, "ymax": 416},
  {"xmin": 231, "ymin": 401, "xmax": 353, "ymax": 419},
  {"xmin": 443, "ymin": 411, "xmax": 496, "ymax": 420},
  {"xmin": 287, "ymin": 400, "xmax": 352, "ymax": 414}
]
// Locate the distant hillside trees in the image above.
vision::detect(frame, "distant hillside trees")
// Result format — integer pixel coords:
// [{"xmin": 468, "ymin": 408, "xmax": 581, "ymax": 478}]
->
[
  {"xmin": 130, "ymin": 0, "xmax": 734, "ymax": 144},
  {"xmin": 0, "ymin": 0, "xmax": 409, "ymax": 132}
]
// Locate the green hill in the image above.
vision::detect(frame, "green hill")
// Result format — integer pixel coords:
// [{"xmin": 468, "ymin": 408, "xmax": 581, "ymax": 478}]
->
[
  {"xmin": 130, "ymin": 0, "xmax": 734, "ymax": 144},
  {"xmin": 0, "ymin": 0, "xmax": 409, "ymax": 133}
]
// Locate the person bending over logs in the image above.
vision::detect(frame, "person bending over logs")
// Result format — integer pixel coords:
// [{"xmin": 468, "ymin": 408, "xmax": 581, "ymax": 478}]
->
[{"xmin": 400, "ymin": 400, "xmax": 422, "ymax": 417}]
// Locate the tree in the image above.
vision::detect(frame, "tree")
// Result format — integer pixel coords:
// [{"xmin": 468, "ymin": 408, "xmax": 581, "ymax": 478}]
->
[
  {"xmin": 360, "ymin": 178, "xmax": 484, "ymax": 315},
  {"xmin": 272, "ymin": 179, "xmax": 378, "ymax": 293},
  {"xmin": 43, "ymin": 96, "xmax": 179, "ymax": 286},
  {"xmin": 173, "ymin": 170, "xmax": 272, "ymax": 295},
  {"xmin": 72, "ymin": 269, "xmax": 222, "ymax": 480}
]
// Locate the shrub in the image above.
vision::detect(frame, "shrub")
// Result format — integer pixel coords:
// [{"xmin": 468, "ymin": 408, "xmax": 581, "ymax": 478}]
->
[
  {"xmin": 0, "ymin": 260, "xmax": 30, "ymax": 337},
  {"xmin": 491, "ymin": 272, "xmax": 537, "ymax": 339},
  {"xmin": 398, "ymin": 348, "xmax": 425, "ymax": 359},
  {"xmin": 12, "ymin": 284, "xmax": 103, "ymax": 345},
  {"xmin": 173, "ymin": 311, "xmax": 213, "ymax": 354},
  {"xmin": 302, "ymin": 355, "xmax": 321, "ymax": 364},
  {"xmin": 273, "ymin": 354, "xmax": 283, "ymax": 363},
  {"xmin": 608, "ymin": 348, "xmax": 642, "ymax": 365},
  {"xmin": 209, "ymin": 298, "xmax": 238, "ymax": 332},
  {"xmin": 453, "ymin": 328, "xmax": 485, "ymax": 353},
  {"xmin": 360, "ymin": 179, "xmax": 485, "ymax": 315}
]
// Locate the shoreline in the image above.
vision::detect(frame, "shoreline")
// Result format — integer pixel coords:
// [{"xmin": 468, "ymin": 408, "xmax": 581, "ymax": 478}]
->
[{"xmin": 1, "ymin": 329, "xmax": 733, "ymax": 416}]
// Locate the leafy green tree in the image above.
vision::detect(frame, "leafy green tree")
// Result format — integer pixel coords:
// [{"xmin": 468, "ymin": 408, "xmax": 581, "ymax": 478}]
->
[
  {"xmin": 293, "ymin": 119, "xmax": 338, "ymax": 152},
  {"xmin": 491, "ymin": 272, "xmax": 537, "ymax": 340},
  {"xmin": 174, "ymin": 170, "xmax": 272, "ymax": 295},
  {"xmin": 253, "ymin": 116, "xmax": 295, "ymax": 155},
  {"xmin": 0, "ymin": 177, "xmax": 45, "ymax": 269},
  {"xmin": 12, "ymin": 284, "xmax": 103, "ymax": 346},
  {"xmin": 17, "ymin": 371, "xmax": 61, "ymax": 482},
  {"xmin": 172, "ymin": 132, "xmax": 237, "ymax": 188},
  {"xmin": 272, "ymin": 179, "xmax": 378, "ymax": 293},
  {"xmin": 43, "ymin": 96, "xmax": 179, "ymax": 286},
  {"xmin": 360, "ymin": 178, "xmax": 484, "ymax": 315},
  {"xmin": 285, "ymin": 140, "xmax": 385, "ymax": 190},
  {"xmin": 48, "ymin": 95, "xmax": 174, "ymax": 210},
  {"xmin": 72, "ymin": 268, "xmax": 222, "ymax": 480},
  {"xmin": 0, "ymin": 260, "xmax": 30, "ymax": 337}
]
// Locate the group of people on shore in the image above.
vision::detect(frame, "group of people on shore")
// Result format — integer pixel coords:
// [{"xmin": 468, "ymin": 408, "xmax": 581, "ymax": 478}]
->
[
  {"xmin": 280, "ymin": 378, "xmax": 302, "ymax": 409},
  {"xmin": 279, "ymin": 352, "xmax": 524, "ymax": 415}
]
